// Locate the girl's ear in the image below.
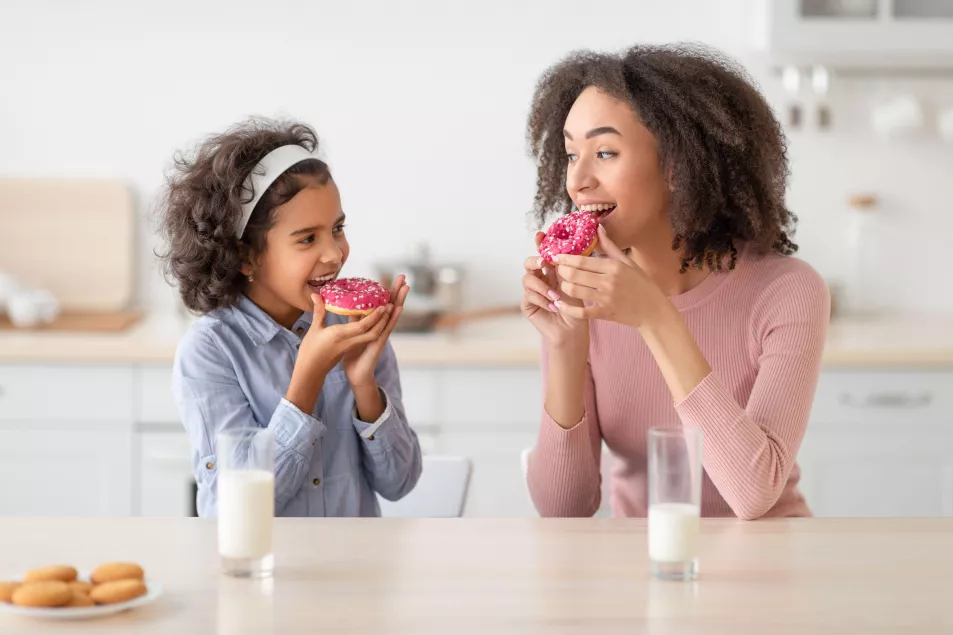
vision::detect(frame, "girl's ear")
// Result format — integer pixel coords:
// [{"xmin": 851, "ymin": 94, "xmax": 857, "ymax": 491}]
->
[{"xmin": 238, "ymin": 241, "xmax": 256, "ymax": 277}]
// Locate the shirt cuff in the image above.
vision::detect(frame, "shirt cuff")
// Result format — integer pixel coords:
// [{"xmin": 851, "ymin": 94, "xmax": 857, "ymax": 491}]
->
[
  {"xmin": 351, "ymin": 387, "xmax": 394, "ymax": 440},
  {"xmin": 270, "ymin": 398, "xmax": 325, "ymax": 457}
]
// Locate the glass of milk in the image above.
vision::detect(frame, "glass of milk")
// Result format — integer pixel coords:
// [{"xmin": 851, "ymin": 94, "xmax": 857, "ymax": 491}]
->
[
  {"xmin": 217, "ymin": 427, "xmax": 276, "ymax": 578},
  {"xmin": 647, "ymin": 427, "xmax": 702, "ymax": 581}
]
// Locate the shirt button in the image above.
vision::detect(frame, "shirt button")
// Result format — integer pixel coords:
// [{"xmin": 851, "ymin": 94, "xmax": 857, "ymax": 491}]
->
[
  {"xmin": 295, "ymin": 327, "xmax": 305, "ymax": 336},
  {"xmin": 367, "ymin": 435, "xmax": 375, "ymax": 441},
  {"xmin": 205, "ymin": 462, "xmax": 214, "ymax": 470},
  {"xmin": 312, "ymin": 478, "xmax": 321, "ymax": 486}
]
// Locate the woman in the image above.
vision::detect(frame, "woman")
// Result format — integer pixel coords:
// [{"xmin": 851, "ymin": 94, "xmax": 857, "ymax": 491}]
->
[{"xmin": 522, "ymin": 44, "xmax": 829, "ymax": 520}]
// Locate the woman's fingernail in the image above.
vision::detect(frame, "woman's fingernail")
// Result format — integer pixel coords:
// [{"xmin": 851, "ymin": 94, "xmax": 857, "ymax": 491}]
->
[
  {"xmin": 547, "ymin": 290, "xmax": 559, "ymax": 302},
  {"xmin": 536, "ymin": 258, "xmax": 544, "ymax": 268},
  {"xmin": 541, "ymin": 267, "xmax": 549, "ymax": 276},
  {"xmin": 553, "ymin": 300, "xmax": 561, "ymax": 310},
  {"xmin": 548, "ymin": 303, "xmax": 557, "ymax": 312}
]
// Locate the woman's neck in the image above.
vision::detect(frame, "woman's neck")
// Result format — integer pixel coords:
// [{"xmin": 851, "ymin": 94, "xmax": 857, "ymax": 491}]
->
[{"xmin": 627, "ymin": 229, "xmax": 712, "ymax": 298}]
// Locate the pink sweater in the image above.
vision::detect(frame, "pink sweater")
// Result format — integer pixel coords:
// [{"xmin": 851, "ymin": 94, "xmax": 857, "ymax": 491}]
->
[{"xmin": 526, "ymin": 244, "xmax": 830, "ymax": 520}]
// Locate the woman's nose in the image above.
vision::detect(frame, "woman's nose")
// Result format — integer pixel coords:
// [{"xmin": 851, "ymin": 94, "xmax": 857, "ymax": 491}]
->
[{"xmin": 566, "ymin": 158, "xmax": 598, "ymax": 196}]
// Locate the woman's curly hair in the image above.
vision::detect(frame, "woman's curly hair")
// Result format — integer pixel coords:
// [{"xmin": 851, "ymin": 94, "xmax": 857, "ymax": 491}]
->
[
  {"xmin": 157, "ymin": 117, "xmax": 330, "ymax": 313},
  {"xmin": 527, "ymin": 43, "xmax": 797, "ymax": 272}
]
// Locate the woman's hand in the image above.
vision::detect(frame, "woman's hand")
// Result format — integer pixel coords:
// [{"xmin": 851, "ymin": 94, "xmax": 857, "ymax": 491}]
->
[
  {"xmin": 521, "ymin": 232, "xmax": 589, "ymax": 346},
  {"xmin": 552, "ymin": 225, "xmax": 670, "ymax": 329},
  {"xmin": 342, "ymin": 274, "xmax": 410, "ymax": 388}
]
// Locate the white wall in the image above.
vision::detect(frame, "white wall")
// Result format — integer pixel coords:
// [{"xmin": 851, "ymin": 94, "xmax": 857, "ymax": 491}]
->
[{"xmin": 1, "ymin": 0, "xmax": 950, "ymax": 314}]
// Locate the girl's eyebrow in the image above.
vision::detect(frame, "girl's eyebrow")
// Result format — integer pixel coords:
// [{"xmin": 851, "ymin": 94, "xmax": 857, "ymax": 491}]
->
[{"xmin": 289, "ymin": 213, "xmax": 346, "ymax": 236}]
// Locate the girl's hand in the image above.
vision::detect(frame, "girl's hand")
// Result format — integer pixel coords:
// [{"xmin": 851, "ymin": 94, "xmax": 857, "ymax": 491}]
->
[
  {"xmin": 342, "ymin": 274, "xmax": 410, "ymax": 388},
  {"xmin": 521, "ymin": 231, "xmax": 589, "ymax": 346},
  {"xmin": 553, "ymin": 225, "xmax": 670, "ymax": 329},
  {"xmin": 297, "ymin": 293, "xmax": 391, "ymax": 379}
]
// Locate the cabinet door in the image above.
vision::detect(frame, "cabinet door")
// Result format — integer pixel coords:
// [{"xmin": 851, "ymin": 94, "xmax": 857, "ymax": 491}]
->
[
  {"xmin": 798, "ymin": 422, "xmax": 953, "ymax": 517},
  {"xmin": 137, "ymin": 431, "xmax": 196, "ymax": 516},
  {"xmin": 0, "ymin": 427, "xmax": 133, "ymax": 516},
  {"xmin": 438, "ymin": 431, "xmax": 539, "ymax": 517}
]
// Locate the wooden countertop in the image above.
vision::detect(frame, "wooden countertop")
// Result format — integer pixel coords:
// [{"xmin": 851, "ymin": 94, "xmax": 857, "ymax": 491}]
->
[
  {"xmin": 1, "ymin": 517, "xmax": 950, "ymax": 634},
  {"xmin": 0, "ymin": 313, "xmax": 952, "ymax": 368}
]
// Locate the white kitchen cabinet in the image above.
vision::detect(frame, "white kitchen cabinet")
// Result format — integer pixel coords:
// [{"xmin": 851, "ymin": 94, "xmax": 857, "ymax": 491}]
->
[
  {"xmin": 0, "ymin": 363, "xmax": 135, "ymax": 517},
  {"xmin": 137, "ymin": 430, "xmax": 196, "ymax": 516},
  {"xmin": 135, "ymin": 365, "xmax": 179, "ymax": 426},
  {"xmin": 0, "ymin": 426, "xmax": 133, "ymax": 516},
  {"xmin": 798, "ymin": 369, "xmax": 953, "ymax": 517},
  {"xmin": 0, "ymin": 364, "xmax": 134, "ymax": 422},
  {"xmin": 753, "ymin": 0, "xmax": 953, "ymax": 67}
]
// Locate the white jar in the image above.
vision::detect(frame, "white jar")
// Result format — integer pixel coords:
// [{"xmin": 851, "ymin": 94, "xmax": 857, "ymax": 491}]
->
[{"xmin": 0, "ymin": 272, "xmax": 20, "ymax": 315}]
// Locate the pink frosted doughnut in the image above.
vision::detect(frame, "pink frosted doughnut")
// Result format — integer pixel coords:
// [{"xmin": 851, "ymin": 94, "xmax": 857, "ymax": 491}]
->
[
  {"xmin": 538, "ymin": 210, "xmax": 599, "ymax": 263},
  {"xmin": 319, "ymin": 277, "xmax": 391, "ymax": 316}
]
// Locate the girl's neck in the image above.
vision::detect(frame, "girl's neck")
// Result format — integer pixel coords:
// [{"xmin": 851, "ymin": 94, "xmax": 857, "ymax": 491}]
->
[{"xmin": 245, "ymin": 285, "xmax": 304, "ymax": 330}]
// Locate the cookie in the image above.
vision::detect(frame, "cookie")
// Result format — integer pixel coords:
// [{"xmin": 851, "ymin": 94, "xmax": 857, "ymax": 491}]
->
[
  {"xmin": 89, "ymin": 579, "xmax": 147, "ymax": 605},
  {"xmin": 23, "ymin": 565, "xmax": 78, "ymax": 583},
  {"xmin": 68, "ymin": 580, "xmax": 94, "ymax": 595},
  {"xmin": 65, "ymin": 591, "xmax": 95, "ymax": 608},
  {"xmin": 11, "ymin": 581, "xmax": 72, "ymax": 608},
  {"xmin": 90, "ymin": 562, "xmax": 144, "ymax": 585},
  {"xmin": 0, "ymin": 581, "xmax": 19, "ymax": 603}
]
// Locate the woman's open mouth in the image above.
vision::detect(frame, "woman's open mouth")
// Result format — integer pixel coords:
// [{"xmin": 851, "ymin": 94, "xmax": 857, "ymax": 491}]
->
[{"xmin": 578, "ymin": 203, "xmax": 617, "ymax": 222}]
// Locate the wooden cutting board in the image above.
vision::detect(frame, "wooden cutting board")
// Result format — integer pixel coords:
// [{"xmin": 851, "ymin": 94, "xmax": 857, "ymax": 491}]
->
[
  {"xmin": 0, "ymin": 178, "xmax": 135, "ymax": 312},
  {"xmin": 0, "ymin": 310, "xmax": 142, "ymax": 332}
]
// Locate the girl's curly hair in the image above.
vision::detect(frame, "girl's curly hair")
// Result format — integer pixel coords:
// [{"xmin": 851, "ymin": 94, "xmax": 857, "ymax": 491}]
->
[
  {"xmin": 157, "ymin": 117, "xmax": 330, "ymax": 313},
  {"xmin": 527, "ymin": 43, "xmax": 797, "ymax": 272}
]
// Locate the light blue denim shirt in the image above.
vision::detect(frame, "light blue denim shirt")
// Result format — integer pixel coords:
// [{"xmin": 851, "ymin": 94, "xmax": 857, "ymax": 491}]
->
[{"xmin": 172, "ymin": 295, "xmax": 422, "ymax": 517}]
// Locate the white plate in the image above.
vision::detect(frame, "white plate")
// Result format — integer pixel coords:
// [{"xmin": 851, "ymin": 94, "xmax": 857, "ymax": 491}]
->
[{"xmin": 0, "ymin": 576, "xmax": 162, "ymax": 621}]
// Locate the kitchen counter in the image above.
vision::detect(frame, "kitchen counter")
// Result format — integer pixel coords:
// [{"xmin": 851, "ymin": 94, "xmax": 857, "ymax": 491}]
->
[
  {"xmin": 0, "ymin": 517, "xmax": 950, "ymax": 634},
  {"xmin": 1, "ymin": 313, "xmax": 952, "ymax": 367}
]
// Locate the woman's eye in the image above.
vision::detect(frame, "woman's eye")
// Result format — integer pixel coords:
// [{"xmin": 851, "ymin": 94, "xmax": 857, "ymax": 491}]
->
[
  {"xmin": 566, "ymin": 153, "xmax": 578, "ymax": 162},
  {"xmin": 333, "ymin": 224, "xmax": 346, "ymax": 234},
  {"xmin": 299, "ymin": 234, "xmax": 314, "ymax": 244},
  {"xmin": 597, "ymin": 151, "xmax": 617, "ymax": 160}
]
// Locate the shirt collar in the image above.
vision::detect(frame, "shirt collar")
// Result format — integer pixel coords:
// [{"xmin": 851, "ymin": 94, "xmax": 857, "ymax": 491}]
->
[{"xmin": 233, "ymin": 295, "xmax": 314, "ymax": 346}]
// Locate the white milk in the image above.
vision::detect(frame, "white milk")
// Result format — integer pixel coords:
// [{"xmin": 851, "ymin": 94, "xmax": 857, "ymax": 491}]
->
[
  {"xmin": 648, "ymin": 502, "xmax": 700, "ymax": 562},
  {"xmin": 218, "ymin": 469, "xmax": 275, "ymax": 559}
]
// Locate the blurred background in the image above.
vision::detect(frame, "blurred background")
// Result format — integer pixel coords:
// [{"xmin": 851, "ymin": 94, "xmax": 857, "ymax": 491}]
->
[{"xmin": 0, "ymin": 0, "xmax": 951, "ymax": 519}]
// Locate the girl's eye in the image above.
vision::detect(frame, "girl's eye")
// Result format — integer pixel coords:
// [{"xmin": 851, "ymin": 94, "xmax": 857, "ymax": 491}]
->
[
  {"xmin": 333, "ymin": 224, "xmax": 346, "ymax": 234},
  {"xmin": 299, "ymin": 234, "xmax": 314, "ymax": 244},
  {"xmin": 597, "ymin": 151, "xmax": 617, "ymax": 159},
  {"xmin": 566, "ymin": 153, "xmax": 578, "ymax": 162}
]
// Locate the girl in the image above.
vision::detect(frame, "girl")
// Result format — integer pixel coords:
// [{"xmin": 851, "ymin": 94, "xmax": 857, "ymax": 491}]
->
[
  {"xmin": 522, "ymin": 45, "xmax": 830, "ymax": 520},
  {"xmin": 158, "ymin": 118, "xmax": 422, "ymax": 517}
]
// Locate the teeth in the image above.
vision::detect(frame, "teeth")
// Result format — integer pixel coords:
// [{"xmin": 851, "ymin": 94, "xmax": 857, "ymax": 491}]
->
[
  {"xmin": 310, "ymin": 274, "xmax": 336, "ymax": 284},
  {"xmin": 579, "ymin": 203, "xmax": 616, "ymax": 212}
]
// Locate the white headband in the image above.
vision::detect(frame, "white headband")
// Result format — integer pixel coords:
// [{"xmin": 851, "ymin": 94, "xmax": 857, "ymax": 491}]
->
[{"xmin": 236, "ymin": 144, "xmax": 321, "ymax": 238}]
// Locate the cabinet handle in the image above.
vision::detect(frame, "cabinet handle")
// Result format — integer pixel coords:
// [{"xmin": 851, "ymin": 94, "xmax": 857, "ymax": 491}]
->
[{"xmin": 839, "ymin": 392, "xmax": 933, "ymax": 408}]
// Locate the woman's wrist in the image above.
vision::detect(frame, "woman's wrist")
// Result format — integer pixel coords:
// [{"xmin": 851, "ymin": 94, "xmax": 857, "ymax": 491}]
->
[{"xmin": 546, "ymin": 323, "xmax": 590, "ymax": 353}]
